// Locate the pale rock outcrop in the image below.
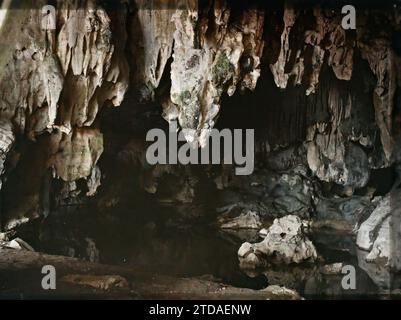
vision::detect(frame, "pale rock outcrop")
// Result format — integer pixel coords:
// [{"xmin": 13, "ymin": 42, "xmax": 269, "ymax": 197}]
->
[
  {"xmin": 270, "ymin": 4, "xmax": 354, "ymax": 95},
  {"xmin": 86, "ymin": 165, "xmax": 102, "ymax": 196},
  {"xmin": 358, "ymin": 21, "xmax": 397, "ymax": 163},
  {"xmin": 49, "ymin": 128, "xmax": 104, "ymax": 182},
  {"xmin": 0, "ymin": 120, "xmax": 15, "ymax": 189},
  {"xmin": 261, "ymin": 285, "xmax": 302, "ymax": 300},
  {"xmin": 130, "ymin": 0, "xmax": 176, "ymax": 100},
  {"xmin": 216, "ymin": 168, "xmax": 315, "ymax": 222},
  {"xmin": 238, "ymin": 215, "xmax": 317, "ymax": 268},
  {"xmin": 267, "ymin": 3, "xmax": 398, "ymax": 188},
  {"xmin": 168, "ymin": 0, "xmax": 264, "ymax": 146},
  {"xmin": 320, "ymin": 262, "xmax": 344, "ymax": 275},
  {"xmin": 366, "ymin": 216, "xmax": 390, "ymax": 264},
  {"xmin": 56, "ymin": 0, "xmax": 128, "ymax": 130},
  {"xmin": 0, "ymin": 0, "xmax": 128, "ymax": 227},
  {"xmin": 269, "ymin": 3, "xmax": 298, "ymax": 90},
  {"xmin": 0, "ymin": 237, "xmax": 34, "ymax": 251},
  {"xmin": 0, "ymin": 8, "xmax": 63, "ymax": 137},
  {"xmin": 60, "ymin": 274, "xmax": 130, "ymax": 290},
  {"xmin": 218, "ymin": 211, "xmax": 262, "ymax": 230},
  {"xmin": 306, "ymin": 76, "xmax": 372, "ymax": 188},
  {"xmin": 357, "ymin": 195, "xmax": 390, "ymax": 251},
  {"xmin": 356, "ymin": 191, "xmax": 401, "ymax": 273}
]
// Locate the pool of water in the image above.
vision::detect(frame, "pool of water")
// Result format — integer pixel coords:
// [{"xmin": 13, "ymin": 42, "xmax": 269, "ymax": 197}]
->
[{"xmin": 30, "ymin": 202, "xmax": 385, "ymax": 299}]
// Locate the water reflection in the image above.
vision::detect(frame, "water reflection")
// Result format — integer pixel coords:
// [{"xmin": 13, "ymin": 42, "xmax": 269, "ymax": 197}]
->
[{"xmin": 38, "ymin": 206, "xmax": 385, "ymax": 299}]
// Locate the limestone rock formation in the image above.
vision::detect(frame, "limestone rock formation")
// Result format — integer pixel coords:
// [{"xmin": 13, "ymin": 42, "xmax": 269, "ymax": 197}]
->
[
  {"xmin": 218, "ymin": 210, "xmax": 262, "ymax": 229},
  {"xmin": 238, "ymin": 215, "xmax": 317, "ymax": 267},
  {"xmin": 357, "ymin": 191, "xmax": 401, "ymax": 272},
  {"xmin": 0, "ymin": 0, "xmax": 399, "ymax": 299},
  {"xmin": 168, "ymin": 0, "xmax": 264, "ymax": 146},
  {"xmin": 357, "ymin": 195, "xmax": 390, "ymax": 252},
  {"xmin": 0, "ymin": 0, "xmax": 399, "ymax": 226},
  {"xmin": 0, "ymin": 0, "xmax": 129, "ymax": 224},
  {"xmin": 130, "ymin": 1, "xmax": 176, "ymax": 101}
]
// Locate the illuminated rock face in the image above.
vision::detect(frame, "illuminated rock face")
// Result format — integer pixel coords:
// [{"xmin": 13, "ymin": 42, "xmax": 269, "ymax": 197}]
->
[
  {"xmin": 0, "ymin": 0, "xmax": 398, "ymax": 231},
  {"xmin": 167, "ymin": 1, "xmax": 264, "ymax": 147},
  {"xmin": 238, "ymin": 215, "xmax": 317, "ymax": 267}
]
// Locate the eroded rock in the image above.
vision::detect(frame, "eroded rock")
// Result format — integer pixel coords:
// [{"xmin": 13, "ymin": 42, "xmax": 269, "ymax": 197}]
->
[
  {"xmin": 218, "ymin": 211, "xmax": 262, "ymax": 230},
  {"xmin": 50, "ymin": 129, "xmax": 104, "ymax": 182},
  {"xmin": 261, "ymin": 285, "xmax": 302, "ymax": 300},
  {"xmin": 357, "ymin": 195, "xmax": 390, "ymax": 251},
  {"xmin": 238, "ymin": 215, "xmax": 317, "ymax": 267},
  {"xmin": 168, "ymin": 0, "xmax": 264, "ymax": 146},
  {"xmin": 60, "ymin": 274, "xmax": 130, "ymax": 290}
]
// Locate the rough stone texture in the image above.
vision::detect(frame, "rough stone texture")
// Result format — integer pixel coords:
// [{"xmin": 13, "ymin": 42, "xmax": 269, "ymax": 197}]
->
[
  {"xmin": 305, "ymin": 64, "xmax": 376, "ymax": 188},
  {"xmin": 357, "ymin": 195, "xmax": 390, "ymax": 251},
  {"xmin": 261, "ymin": 285, "xmax": 302, "ymax": 300},
  {"xmin": 56, "ymin": 1, "xmax": 128, "ymax": 130},
  {"xmin": 61, "ymin": 274, "xmax": 130, "ymax": 290},
  {"xmin": 49, "ymin": 128, "xmax": 104, "ymax": 182},
  {"xmin": 0, "ymin": 120, "xmax": 15, "ymax": 189},
  {"xmin": 355, "ymin": 189, "xmax": 401, "ymax": 288},
  {"xmin": 269, "ymin": 4, "xmax": 354, "ymax": 95},
  {"xmin": 358, "ymin": 28, "xmax": 396, "ymax": 163},
  {"xmin": 130, "ymin": 0, "xmax": 176, "ymax": 101},
  {"xmin": 0, "ymin": 0, "xmax": 128, "ymax": 136},
  {"xmin": 215, "ymin": 167, "xmax": 316, "ymax": 222},
  {"xmin": 264, "ymin": 3, "xmax": 399, "ymax": 188},
  {"xmin": 86, "ymin": 165, "xmax": 102, "ymax": 196},
  {"xmin": 366, "ymin": 216, "xmax": 390, "ymax": 264},
  {"xmin": 0, "ymin": 0, "xmax": 129, "ymax": 225},
  {"xmin": 320, "ymin": 262, "xmax": 343, "ymax": 275},
  {"xmin": 313, "ymin": 195, "xmax": 377, "ymax": 231},
  {"xmin": 218, "ymin": 211, "xmax": 262, "ymax": 230},
  {"xmin": 168, "ymin": 0, "xmax": 264, "ymax": 146},
  {"xmin": 0, "ymin": 2, "xmax": 399, "ymax": 215},
  {"xmin": 238, "ymin": 215, "xmax": 317, "ymax": 267}
]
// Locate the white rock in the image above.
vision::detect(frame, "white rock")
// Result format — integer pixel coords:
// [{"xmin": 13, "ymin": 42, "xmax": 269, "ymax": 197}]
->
[
  {"xmin": 262, "ymin": 285, "xmax": 303, "ymax": 300},
  {"xmin": 238, "ymin": 215, "xmax": 317, "ymax": 267},
  {"xmin": 320, "ymin": 262, "xmax": 344, "ymax": 275},
  {"xmin": 220, "ymin": 211, "xmax": 261, "ymax": 229},
  {"xmin": 357, "ymin": 195, "xmax": 390, "ymax": 251},
  {"xmin": 259, "ymin": 228, "xmax": 268, "ymax": 238},
  {"xmin": 366, "ymin": 216, "xmax": 390, "ymax": 264},
  {"xmin": 7, "ymin": 240, "xmax": 22, "ymax": 250},
  {"xmin": 0, "ymin": 237, "xmax": 34, "ymax": 251},
  {"xmin": 238, "ymin": 242, "xmax": 253, "ymax": 258}
]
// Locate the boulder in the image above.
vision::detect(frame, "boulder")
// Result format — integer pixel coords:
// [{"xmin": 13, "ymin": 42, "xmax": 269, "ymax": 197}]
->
[
  {"xmin": 217, "ymin": 169, "xmax": 315, "ymax": 220},
  {"xmin": 219, "ymin": 211, "xmax": 262, "ymax": 229},
  {"xmin": 262, "ymin": 285, "xmax": 303, "ymax": 300},
  {"xmin": 357, "ymin": 195, "xmax": 390, "ymax": 251},
  {"xmin": 0, "ymin": 237, "xmax": 34, "ymax": 251},
  {"xmin": 320, "ymin": 263, "xmax": 344, "ymax": 275},
  {"xmin": 238, "ymin": 215, "xmax": 317, "ymax": 268},
  {"xmin": 355, "ymin": 190, "xmax": 401, "ymax": 290},
  {"xmin": 314, "ymin": 196, "xmax": 376, "ymax": 231}
]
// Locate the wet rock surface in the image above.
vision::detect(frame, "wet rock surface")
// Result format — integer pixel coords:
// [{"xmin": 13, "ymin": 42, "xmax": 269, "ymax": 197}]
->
[{"xmin": 238, "ymin": 215, "xmax": 317, "ymax": 267}]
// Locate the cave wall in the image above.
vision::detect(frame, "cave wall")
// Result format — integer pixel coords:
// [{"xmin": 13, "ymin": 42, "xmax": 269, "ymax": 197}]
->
[{"xmin": 0, "ymin": 0, "xmax": 399, "ymax": 229}]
